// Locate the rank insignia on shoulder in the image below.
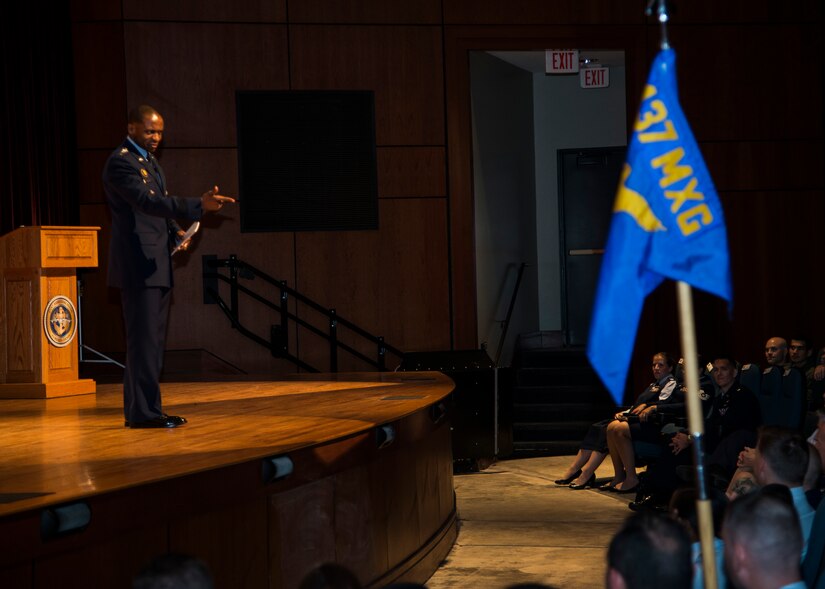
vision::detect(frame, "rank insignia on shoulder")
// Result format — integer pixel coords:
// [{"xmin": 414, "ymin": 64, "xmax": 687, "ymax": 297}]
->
[
  {"xmin": 149, "ymin": 189, "xmax": 155, "ymax": 195},
  {"xmin": 140, "ymin": 169, "xmax": 148, "ymax": 177},
  {"xmin": 120, "ymin": 148, "xmax": 128, "ymax": 154}
]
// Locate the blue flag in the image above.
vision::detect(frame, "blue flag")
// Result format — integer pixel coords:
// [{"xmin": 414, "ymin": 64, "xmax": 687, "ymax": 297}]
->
[{"xmin": 587, "ymin": 48, "xmax": 732, "ymax": 405}]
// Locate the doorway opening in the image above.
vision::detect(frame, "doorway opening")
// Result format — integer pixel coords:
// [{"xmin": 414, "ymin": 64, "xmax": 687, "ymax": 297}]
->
[{"xmin": 469, "ymin": 49, "xmax": 627, "ymax": 362}]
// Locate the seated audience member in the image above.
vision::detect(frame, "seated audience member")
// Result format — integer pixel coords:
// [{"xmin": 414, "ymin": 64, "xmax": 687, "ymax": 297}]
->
[
  {"xmin": 809, "ymin": 408, "xmax": 825, "ymax": 469},
  {"xmin": 555, "ymin": 352, "xmax": 677, "ymax": 490},
  {"xmin": 132, "ymin": 554, "xmax": 213, "ymax": 589},
  {"xmin": 804, "ymin": 439, "xmax": 824, "ymax": 509},
  {"xmin": 790, "ymin": 336, "xmax": 817, "ymax": 371},
  {"xmin": 298, "ymin": 563, "xmax": 362, "ymax": 589},
  {"xmin": 812, "ymin": 347, "xmax": 825, "ymax": 389},
  {"xmin": 753, "ymin": 426, "xmax": 816, "ymax": 559},
  {"xmin": 606, "ymin": 511, "xmax": 692, "ymax": 589},
  {"xmin": 726, "ymin": 469, "xmax": 759, "ymax": 501},
  {"xmin": 764, "ymin": 336, "xmax": 790, "ymax": 368},
  {"xmin": 805, "ymin": 349, "xmax": 825, "ymax": 435},
  {"xmin": 724, "ymin": 445, "xmax": 760, "ymax": 501},
  {"xmin": 789, "ymin": 336, "xmax": 818, "ymax": 409},
  {"xmin": 669, "ymin": 487, "xmax": 728, "ymax": 589},
  {"xmin": 633, "ymin": 355, "xmax": 760, "ymax": 510},
  {"xmin": 605, "ymin": 353, "xmax": 686, "ymax": 494},
  {"xmin": 722, "ymin": 487, "xmax": 805, "ymax": 589}
]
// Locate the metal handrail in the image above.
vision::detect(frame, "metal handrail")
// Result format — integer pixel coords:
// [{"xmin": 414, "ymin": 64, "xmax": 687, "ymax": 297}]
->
[
  {"xmin": 495, "ymin": 262, "xmax": 527, "ymax": 367},
  {"xmin": 204, "ymin": 255, "xmax": 404, "ymax": 372}
]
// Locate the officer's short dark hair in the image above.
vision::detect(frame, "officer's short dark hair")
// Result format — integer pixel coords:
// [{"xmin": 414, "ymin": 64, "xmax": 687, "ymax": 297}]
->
[
  {"xmin": 757, "ymin": 426, "xmax": 808, "ymax": 486},
  {"xmin": 128, "ymin": 104, "xmax": 159, "ymax": 124},
  {"xmin": 607, "ymin": 511, "xmax": 692, "ymax": 589}
]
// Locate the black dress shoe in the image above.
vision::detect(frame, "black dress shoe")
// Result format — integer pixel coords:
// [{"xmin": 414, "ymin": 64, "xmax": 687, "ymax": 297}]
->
[
  {"xmin": 126, "ymin": 416, "xmax": 180, "ymax": 429},
  {"xmin": 614, "ymin": 482, "xmax": 640, "ymax": 494},
  {"xmin": 569, "ymin": 474, "xmax": 596, "ymax": 490},
  {"xmin": 629, "ymin": 495, "xmax": 668, "ymax": 512},
  {"xmin": 554, "ymin": 469, "xmax": 582, "ymax": 485},
  {"xmin": 162, "ymin": 414, "xmax": 187, "ymax": 426},
  {"xmin": 628, "ymin": 495, "xmax": 653, "ymax": 512},
  {"xmin": 125, "ymin": 414, "xmax": 187, "ymax": 428}
]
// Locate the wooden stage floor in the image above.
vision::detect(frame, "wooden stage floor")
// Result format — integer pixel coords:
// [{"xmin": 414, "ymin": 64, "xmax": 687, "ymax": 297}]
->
[
  {"xmin": 0, "ymin": 371, "xmax": 454, "ymax": 517},
  {"xmin": 0, "ymin": 372, "xmax": 457, "ymax": 589}
]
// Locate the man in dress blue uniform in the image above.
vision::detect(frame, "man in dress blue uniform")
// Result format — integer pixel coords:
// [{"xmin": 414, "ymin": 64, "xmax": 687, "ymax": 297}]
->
[{"xmin": 103, "ymin": 104, "xmax": 235, "ymax": 428}]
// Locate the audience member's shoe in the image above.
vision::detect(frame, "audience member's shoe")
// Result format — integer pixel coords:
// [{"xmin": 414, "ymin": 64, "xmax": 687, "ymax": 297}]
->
[
  {"xmin": 614, "ymin": 482, "xmax": 640, "ymax": 494},
  {"xmin": 598, "ymin": 481, "xmax": 620, "ymax": 491},
  {"xmin": 569, "ymin": 474, "xmax": 596, "ymax": 490},
  {"xmin": 628, "ymin": 495, "xmax": 667, "ymax": 512},
  {"xmin": 554, "ymin": 469, "xmax": 582, "ymax": 485}
]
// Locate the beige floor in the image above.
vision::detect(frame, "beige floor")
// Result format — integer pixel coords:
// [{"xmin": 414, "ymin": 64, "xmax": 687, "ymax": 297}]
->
[{"xmin": 426, "ymin": 456, "xmax": 635, "ymax": 589}]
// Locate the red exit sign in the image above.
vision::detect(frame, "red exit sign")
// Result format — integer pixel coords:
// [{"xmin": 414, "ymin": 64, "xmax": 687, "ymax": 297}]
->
[
  {"xmin": 545, "ymin": 49, "xmax": 579, "ymax": 74},
  {"xmin": 580, "ymin": 66, "xmax": 610, "ymax": 88}
]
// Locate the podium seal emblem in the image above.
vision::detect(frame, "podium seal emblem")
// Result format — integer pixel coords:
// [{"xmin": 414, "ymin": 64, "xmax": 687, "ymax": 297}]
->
[{"xmin": 43, "ymin": 295, "xmax": 77, "ymax": 348}]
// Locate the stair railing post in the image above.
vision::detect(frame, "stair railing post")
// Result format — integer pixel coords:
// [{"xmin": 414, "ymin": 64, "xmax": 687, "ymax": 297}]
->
[
  {"xmin": 329, "ymin": 309, "xmax": 338, "ymax": 372},
  {"xmin": 279, "ymin": 280, "xmax": 289, "ymax": 354},
  {"xmin": 229, "ymin": 254, "xmax": 239, "ymax": 326},
  {"xmin": 377, "ymin": 336, "xmax": 386, "ymax": 371}
]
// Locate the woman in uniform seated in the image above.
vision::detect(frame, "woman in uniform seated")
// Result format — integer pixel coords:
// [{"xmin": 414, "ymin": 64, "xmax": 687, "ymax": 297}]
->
[{"xmin": 555, "ymin": 352, "xmax": 678, "ymax": 491}]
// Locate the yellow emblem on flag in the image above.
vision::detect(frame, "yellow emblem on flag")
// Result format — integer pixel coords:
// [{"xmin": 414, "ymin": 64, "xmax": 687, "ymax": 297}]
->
[{"xmin": 613, "ymin": 165, "xmax": 665, "ymax": 233}]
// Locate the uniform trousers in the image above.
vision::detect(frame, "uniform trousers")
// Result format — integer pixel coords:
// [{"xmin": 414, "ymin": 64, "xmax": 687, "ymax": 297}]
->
[{"xmin": 120, "ymin": 286, "xmax": 172, "ymax": 422}]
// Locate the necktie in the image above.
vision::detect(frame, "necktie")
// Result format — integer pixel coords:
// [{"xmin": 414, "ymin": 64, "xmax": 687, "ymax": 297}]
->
[{"xmin": 147, "ymin": 154, "xmax": 164, "ymax": 193}]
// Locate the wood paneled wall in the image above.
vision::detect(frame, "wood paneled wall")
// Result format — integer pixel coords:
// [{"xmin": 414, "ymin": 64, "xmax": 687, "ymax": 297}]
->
[{"xmin": 71, "ymin": 1, "xmax": 824, "ymax": 388}]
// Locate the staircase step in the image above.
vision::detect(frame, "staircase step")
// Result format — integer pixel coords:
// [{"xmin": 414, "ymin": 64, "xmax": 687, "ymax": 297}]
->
[
  {"xmin": 511, "ymin": 440, "xmax": 580, "ymax": 457},
  {"xmin": 513, "ymin": 384, "xmax": 614, "ymax": 404},
  {"xmin": 513, "ymin": 402, "xmax": 615, "ymax": 422},
  {"xmin": 512, "ymin": 421, "xmax": 593, "ymax": 442},
  {"xmin": 516, "ymin": 366, "xmax": 604, "ymax": 387},
  {"xmin": 513, "ymin": 347, "xmax": 591, "ymax": 369}
]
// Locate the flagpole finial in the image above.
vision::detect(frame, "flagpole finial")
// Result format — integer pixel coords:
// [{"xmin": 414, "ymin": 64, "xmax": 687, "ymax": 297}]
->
[{"xmin": 645, "ymin": 0, "xmax": 671, "ymax": 50}]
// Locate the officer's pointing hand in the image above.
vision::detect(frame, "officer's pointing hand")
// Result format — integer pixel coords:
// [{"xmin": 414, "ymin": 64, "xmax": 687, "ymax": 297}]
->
[{"xmin": 201, "ymin": 185, "xmax": 236, "ymax": 212}]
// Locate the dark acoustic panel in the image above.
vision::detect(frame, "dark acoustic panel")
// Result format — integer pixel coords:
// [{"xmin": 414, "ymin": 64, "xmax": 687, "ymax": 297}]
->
[{"xmin": 237, "ymin": 90, "xmax": 378, "ymax": 232}]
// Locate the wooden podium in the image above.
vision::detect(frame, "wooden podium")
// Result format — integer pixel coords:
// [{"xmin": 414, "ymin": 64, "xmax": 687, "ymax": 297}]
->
[{"xmin": 0, "ymin": 226, "xmax": 100, "ymax": 398}]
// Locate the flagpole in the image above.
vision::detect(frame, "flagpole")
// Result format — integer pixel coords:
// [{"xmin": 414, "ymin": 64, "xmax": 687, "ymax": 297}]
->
[
  {"xmin": 676, "ymin": 281, "xmax": 718, "ymax": 589},
  {"xmin": 589, "ymin": 4, "xmax": 731, "ymax": 586}
]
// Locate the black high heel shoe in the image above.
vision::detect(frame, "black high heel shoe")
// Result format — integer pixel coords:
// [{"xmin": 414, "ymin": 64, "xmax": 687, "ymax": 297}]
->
[
  {"xmin": 554, "ymin": 469, "xmax": 582, "ymax": 486},
  {"xmin": 569, "ymin": 474, "xmax": 596, "ymax": 490}
]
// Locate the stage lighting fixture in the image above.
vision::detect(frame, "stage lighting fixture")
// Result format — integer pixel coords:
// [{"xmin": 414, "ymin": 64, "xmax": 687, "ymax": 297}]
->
[
  {"xmin": 429, "ymin": 402, "xmax": 447, "ymax": 424},
  {"xmin": 376, "ymin": 424, "xmax": 396, "ymax": 449},
  {"xmin": 262, "ymin": 455, "xmax": 294, "ymax": 484},
  {"xmin": 41, "ymin": 501, "xmax": 91, "ymax": 540}
]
